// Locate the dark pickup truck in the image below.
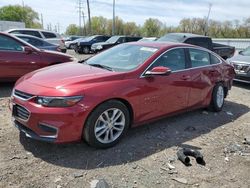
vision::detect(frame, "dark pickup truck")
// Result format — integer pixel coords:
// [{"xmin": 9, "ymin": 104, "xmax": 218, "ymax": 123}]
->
[{"xmin": 158, "ymin": 33, "xmax": 235, "ymax": 59}]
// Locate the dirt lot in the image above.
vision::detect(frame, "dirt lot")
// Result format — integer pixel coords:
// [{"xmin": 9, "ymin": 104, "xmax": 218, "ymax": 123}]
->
[{"xmin": 0, "ymin": 51, "xmax": 250, "ymax": 188}]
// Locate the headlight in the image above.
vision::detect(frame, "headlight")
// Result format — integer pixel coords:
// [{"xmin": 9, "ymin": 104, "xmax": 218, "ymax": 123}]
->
[
  {"xmin": 96, "ymin": 45, "xmax": 103, "ymax": 50},
  {"xmin": 35, "ymin": 96, "xmax": 83, "ymax": 107}
]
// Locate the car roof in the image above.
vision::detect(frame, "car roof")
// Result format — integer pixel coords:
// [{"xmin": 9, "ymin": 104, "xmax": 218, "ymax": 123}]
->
[
  {"xmin": 7, "ymin": 28, "xmax": 59, "ymax": 34},
  {"xmin": 129, "ymin": 41, "xmax": 196, "ymax": 49}
]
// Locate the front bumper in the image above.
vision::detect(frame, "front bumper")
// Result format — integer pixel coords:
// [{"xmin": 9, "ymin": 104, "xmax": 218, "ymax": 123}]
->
[{"xmin": 11, "ymin": 94, "xmax": 90, "ymax": 143}]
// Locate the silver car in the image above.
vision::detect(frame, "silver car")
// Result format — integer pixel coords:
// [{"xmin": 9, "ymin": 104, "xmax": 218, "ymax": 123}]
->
[{"xmin": 227, "ymin": 47, "xmax": 250, "ymax": 83}]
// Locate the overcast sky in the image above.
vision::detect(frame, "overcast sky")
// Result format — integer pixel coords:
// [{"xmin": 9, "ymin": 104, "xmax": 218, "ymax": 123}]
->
[{"xmin": 0, "ymin": 0, "xmax": 250, "ymax": 33}]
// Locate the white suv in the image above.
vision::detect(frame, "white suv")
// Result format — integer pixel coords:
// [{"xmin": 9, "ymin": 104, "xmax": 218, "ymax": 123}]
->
[{"xmin": 7, "ymin": 28, "xmax": 66, "ymax": 53}]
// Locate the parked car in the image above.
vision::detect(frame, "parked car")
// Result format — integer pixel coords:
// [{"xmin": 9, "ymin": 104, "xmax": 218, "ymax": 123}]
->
[
  {"xmin": 75, "ymin": 35, "xmax": 110, "ymax": 54},
  {"xmin": 14, "ymin": 34, "xmax": 61, "ymax": 52},
  {"xmin": 7, "ymin": 28, "xmax": 67, "ymax": 53},
  {"xmin": 139, "ymin": 37, "xmax": 157, "ymax": 42},
  {"xmin": 10, "ymin": 42, "xmax": 235, "ymax": 148},
  {"xmin": 91, "ymin": 35, "xmax": 142, "ymax": 53},
  {"xmin": 0, "ymin": 32, "xmax": 76, "ymax": 81},
  {"xmin": 158, "ymin": 33, "xmax": 235, "ymax": 59},
  {"xmin": 227, "ymin": 46, "xmax": 250, "ymax": 83},
  {"xmin": 65, "ymin": 35, "xmax": 82, "ymax": 42},
  {"xmin": 65, "ymin": 37, "xmax": 85, "ymax": 49}
]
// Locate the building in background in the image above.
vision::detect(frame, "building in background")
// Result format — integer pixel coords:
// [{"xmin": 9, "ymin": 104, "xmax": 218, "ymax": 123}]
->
[{"xmin": 0, "ymin": 21, "xmax": 25, "ymax": 32}]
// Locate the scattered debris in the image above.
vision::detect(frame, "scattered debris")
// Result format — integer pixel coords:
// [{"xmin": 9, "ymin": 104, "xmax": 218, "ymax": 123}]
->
[
  {"xmin": 54, "ymin": 177, "xmax": 62, "ymax": 183},
  {"xmin": 224, "ymin": 143, "xmax": 243, "ymax": 154},
  {"xmin": 90, "ymin": 179, "xmax": 109, "ymax": 188},
  {"xmin": 10, "ymin": 156, "xmax": 20, "ymax": 160},
  {"xmin": 96, "ymin": 162, "xmax": 103, "ymax": 168},
  {"xmin": 184, "ymin": 126, "xmax": 196, "ymax": 132},
  {"xmin": 243, "ymin": 136, "xmax": 250, "ymax": 145},
  {"xmin": 167, "ymin": 163, "xmax": 175, "ymax": 170},
  {"xmin": 73, "ymin": 172, "xmax": 84, "ymax": 178},
  {"xmin": 177, "ymin": 148, "xmax": 205, "ymax": 166},
  {"xmin": 202, "ymin": 111, "xmax": 209, "ymax": 115},
  {"xmin": 168, "ymin": 170, "xmax": 178, "ymax": 175},
  {"xmin": 225, "ymin": 157, "xmax": 229, "ymax": 162},
  {"xmin": 172, "ymin": 177, "xmax": 188, "ymax": 184},
  {"xmin": 226, "ymin": 111, "xmax": 233, "ymax": 116}
]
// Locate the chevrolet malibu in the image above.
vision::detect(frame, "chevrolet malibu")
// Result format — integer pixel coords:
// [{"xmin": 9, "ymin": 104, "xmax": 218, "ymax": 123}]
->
[{"xmin": 11, "ymin": 42, "xmax": 235, "ymax": 148}]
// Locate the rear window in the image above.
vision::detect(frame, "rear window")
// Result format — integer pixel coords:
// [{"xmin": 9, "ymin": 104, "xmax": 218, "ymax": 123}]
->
[
  {"xmin": 189, "ymin": 49, "xmax": 210, "ymax": 68},
  {"xmin": 10, "ymin": 30, "xmax": 42, "ymax": 38},
  {"xmin": 42, "ymin": 31, "xmax": 57, "ymax": 38},
  {"xmin": 210, "ymin": 54, "xmax": 221, "ymax": 64}
]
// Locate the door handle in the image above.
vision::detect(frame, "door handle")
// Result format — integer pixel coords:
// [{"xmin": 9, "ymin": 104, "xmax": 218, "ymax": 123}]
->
[{"xmin": 181, "ymin": 75, "xmax": 191, "ymax": 80}]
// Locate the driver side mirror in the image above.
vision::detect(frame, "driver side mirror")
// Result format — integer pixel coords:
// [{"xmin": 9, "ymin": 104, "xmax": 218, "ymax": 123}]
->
[
  {"xmin": 145, "ymin": 66, "xmax": 172, "ymax": 76},
  {"xmin": 23, "ymin": 46, "xmax": 35, "ymax": 54}
]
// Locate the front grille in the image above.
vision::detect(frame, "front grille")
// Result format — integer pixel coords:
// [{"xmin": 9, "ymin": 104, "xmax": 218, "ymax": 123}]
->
[
  {"xmin": 233, "ymin": 63, "xmax": 250, "ymax": 73},
  {"xmin": 14, "ymin": 104, "xmax": 30, "ymax": 121},
  {"xmin": 14, "ymin": 90, "xmax": 34, "ymax": 100}
]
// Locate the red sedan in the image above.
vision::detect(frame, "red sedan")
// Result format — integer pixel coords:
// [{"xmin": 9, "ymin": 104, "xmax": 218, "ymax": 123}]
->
[
  {"xmin": 0, "ymin": 32, "xmax": 76, "ymax": 82},
  {"xmin": 10, "ymin": 42, "xmax": 235, "ymax": 148}
]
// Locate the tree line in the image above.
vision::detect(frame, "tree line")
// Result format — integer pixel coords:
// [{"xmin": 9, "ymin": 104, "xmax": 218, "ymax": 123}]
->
[
  {"xmin": 67, "ymin": 16, "xmax": 250, "ymax": 38},
  {"xmin": 1, "ymin": 5, "xmax": 250, "ymax": 38}
]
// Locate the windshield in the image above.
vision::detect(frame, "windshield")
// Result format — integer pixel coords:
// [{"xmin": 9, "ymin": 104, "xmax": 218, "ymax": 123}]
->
[
  {"xmin": 86, "ymin": 44, "xmax": 158, "ymax": 72},
  {"xmin": 106, "ymin": 36, "xmax": 120, "ymax": 43},
  {"xmin": 84, "ymin": 36, "xmax": 96, "ymax": 42},
  {"xmin": 241, "ymin": 46, "xmax": 250, "ymax": 56}
]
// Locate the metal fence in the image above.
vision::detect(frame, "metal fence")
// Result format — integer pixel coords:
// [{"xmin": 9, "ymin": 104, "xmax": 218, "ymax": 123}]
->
[
  {"xmin": 213, "ymin": 38, "xmax": 250, "ymax": 51},
  {"xmin": 0, "ymin": 21, "xmax": 25, "ymax": 32}
]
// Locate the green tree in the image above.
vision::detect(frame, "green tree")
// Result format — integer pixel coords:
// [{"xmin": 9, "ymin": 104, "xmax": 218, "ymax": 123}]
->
[
  {"xmin": 65, "ymin": 24, "xmax": 79, "ymax": 35},
  {"xmin": 0, "ymin": 5, "xmax": 41, "ymax": 28},
  {"xmin": 142, "ymin": 18, "xmax": 163, "ymax": 37}
]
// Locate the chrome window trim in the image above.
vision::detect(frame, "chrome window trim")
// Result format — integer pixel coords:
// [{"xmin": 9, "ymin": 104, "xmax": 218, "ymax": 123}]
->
[{"xmin": 140, "ymin": 46, "xmax": 222, "ymax": 78}]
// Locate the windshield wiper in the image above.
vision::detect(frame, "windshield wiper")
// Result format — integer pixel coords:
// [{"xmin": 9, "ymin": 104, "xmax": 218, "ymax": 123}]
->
[{"xmin": 89, "ymin": 64, "xmax": 113, "ymax": 71}]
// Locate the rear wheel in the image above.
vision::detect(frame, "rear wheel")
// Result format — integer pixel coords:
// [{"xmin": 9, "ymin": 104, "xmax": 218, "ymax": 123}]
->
[
  {"xmin": 83, "ymin": 100, "xmax": 130, "ymax": 148},
  {"xmin": 210, "ymin": 83, "xmax": 225, "ymax": 112}
]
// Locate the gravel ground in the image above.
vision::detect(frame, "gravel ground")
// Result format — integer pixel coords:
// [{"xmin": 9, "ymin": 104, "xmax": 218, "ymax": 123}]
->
[{"xmin": 0, "ymin": 50, "xmax": 250, "ymax": 188}]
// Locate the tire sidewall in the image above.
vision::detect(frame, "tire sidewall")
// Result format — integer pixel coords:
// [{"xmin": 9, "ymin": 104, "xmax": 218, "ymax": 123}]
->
[
  {"xmin": 211, "ymin": 83, "xmax": 225, "ymax": 112},
  {"xmin": 84, "ymin": 100, "xmax": 130, "ymax": 148},
  {"xmin": 83, "ymin": 46, "xmax": 90, "ymax": 54}
]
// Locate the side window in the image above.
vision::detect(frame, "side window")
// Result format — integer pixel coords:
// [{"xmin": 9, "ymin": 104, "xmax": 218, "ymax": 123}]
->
[
  {"xmin": 189, "ymin": 49, "xmax": 210, "ymax": 68},
  {"xmin": 22, "ymin": 30, "xmax": 42, "ymax": 38},
  {"xmin": 150, "ymin": 48, "xmax": 186, "ymax": 71},
  {"xmin": 210, "ymin": 54, "xmax": 221, "ymax": 64},
  {"xmin": 186, "ymin": 38, "xmax": 209, "ymax": 49},
  {"xmin": 0, "ymin": 35, "xmax": 23, "ymax": 51},
  {"xmin": 41, "ymin": 31, "xmax": 57, "ymax": 39},
  {"xmin": 117, "ymin": 37, "xmax": 125, "ymax": 43}
]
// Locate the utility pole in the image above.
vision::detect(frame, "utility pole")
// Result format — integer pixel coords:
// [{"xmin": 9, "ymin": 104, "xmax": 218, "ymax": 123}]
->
[
  {"xmin": 112, "ymin": 0, "xmax": 115, "ymax": 35},
  {"xmin": 77, "ymin": 0, "xmax": 83, "ymax": 35},
  {"xmin": 57, "ymin": 23, "xmax": 60, "ymax": 33},
  {"xmin": 82, "ymin": 11, "xmax": 87, "ymax": 36},
  {"xmin": 204, "ymin": 3, "xmax": 212, "ymax": 36},
  {"xmin": 22, "ymin": 0, "xmax": 25, "ymax": 24},
  {"xmin": 40, "ymin": 13, "xmax": 44, "ymax": 29},
  {"xmin": 86, "ymin": 0, "xmax": 91, "ymax": 35}
]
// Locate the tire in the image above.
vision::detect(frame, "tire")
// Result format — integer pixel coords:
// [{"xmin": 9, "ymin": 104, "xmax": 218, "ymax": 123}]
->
[
  {"xmin": 210, "ymin": 83, "xmax": 225, "ymax": 112},
  {"xmin": 83, "ymin": 100, "xmax": 130, "ymax": 148},
  {"xmin": 83, "ymin": 46, "xmax": 90, "ymax": 54}
]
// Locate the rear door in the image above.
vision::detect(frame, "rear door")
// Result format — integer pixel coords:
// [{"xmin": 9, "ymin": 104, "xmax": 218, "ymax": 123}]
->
[
  {"xmin": 187, "ymin": 48, "xmax": 218, "ymax": 108},
  {"xmin": 0, "ymin": 35, "xmax": 41, "ymax": 81}
]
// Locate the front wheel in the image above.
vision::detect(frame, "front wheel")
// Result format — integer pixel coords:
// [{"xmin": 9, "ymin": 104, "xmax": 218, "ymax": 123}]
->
[
  {"xmin": 83, "ymin": 46, "xmax": 90, "ymax": 54},
  {"xmin": 83, "ymin": 100, "xmax": 130, "ymax": 148},
  {"xmin": 210, "ymin": 83, "xmax": 225, "ymax": 112}
]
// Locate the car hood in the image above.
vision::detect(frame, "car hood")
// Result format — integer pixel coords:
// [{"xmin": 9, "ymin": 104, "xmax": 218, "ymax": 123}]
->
[
  {"xmin": 18, "ymin": 63, "xmax": 123, "ymax": 89},
  {"xmin": 229, "ymin": 54, "xmax": 250, "ymax": 64}
]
